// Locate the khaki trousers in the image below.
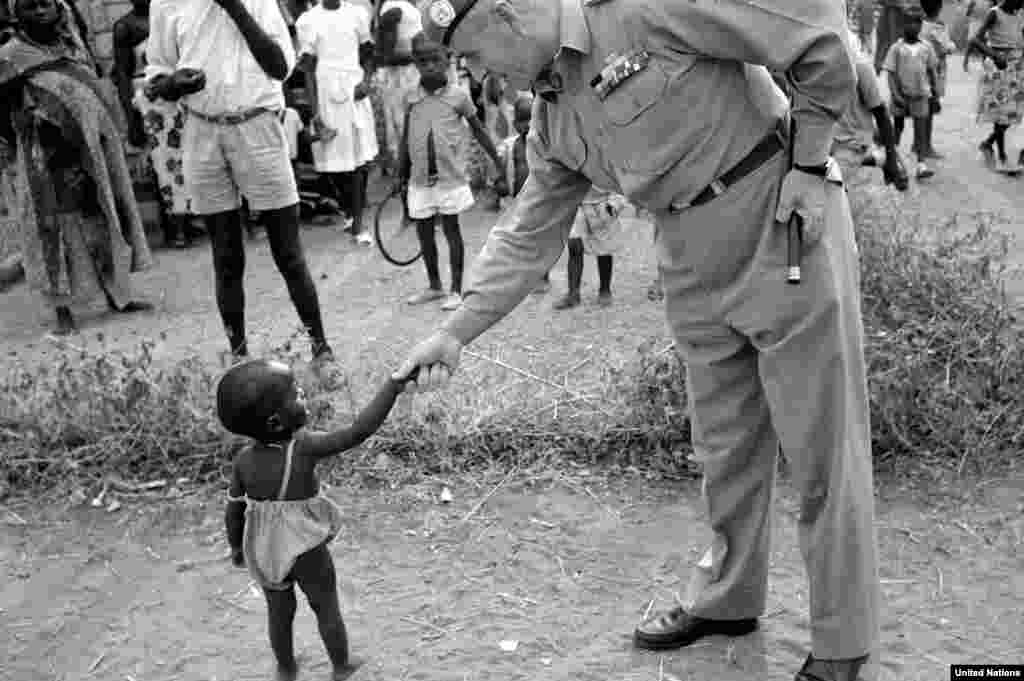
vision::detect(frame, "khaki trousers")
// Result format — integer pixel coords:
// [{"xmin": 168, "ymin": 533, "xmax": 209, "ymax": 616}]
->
[{"xmin": 655, "ymin": 151, "xmax": 880, "ymax": 660}]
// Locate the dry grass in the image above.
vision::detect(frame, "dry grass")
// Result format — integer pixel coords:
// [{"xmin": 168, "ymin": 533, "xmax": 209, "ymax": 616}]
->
[{"xmin": 2, "ymin": 181, "xmax": 1023, "ymax": 500}]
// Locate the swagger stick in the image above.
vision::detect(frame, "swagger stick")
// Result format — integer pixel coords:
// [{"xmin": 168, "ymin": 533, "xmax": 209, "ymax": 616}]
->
[{"xmin": 786, "ymin": 117, "xmax": 803, "ymax": 285}]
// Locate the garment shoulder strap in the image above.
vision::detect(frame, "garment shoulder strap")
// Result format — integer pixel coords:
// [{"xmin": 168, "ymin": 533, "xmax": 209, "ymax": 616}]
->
[{"xmin": 276, "ymin": 440, "xmax": 296, "ymax": 500}]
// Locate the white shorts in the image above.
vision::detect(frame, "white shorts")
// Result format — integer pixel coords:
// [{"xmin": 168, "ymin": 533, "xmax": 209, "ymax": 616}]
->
[
  {"xmin": 183, "ymin": 110, "xmax": 299, "ymax": 215},
  {"xmin": 406, "ymin": 183, "xmax": 474, "ymax": 220}
]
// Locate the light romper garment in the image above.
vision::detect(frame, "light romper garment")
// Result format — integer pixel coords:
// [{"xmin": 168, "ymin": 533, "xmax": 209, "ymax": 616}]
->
[{"xmin": 240, "ymin": 440, "xmax": 345, "ymax": 591}]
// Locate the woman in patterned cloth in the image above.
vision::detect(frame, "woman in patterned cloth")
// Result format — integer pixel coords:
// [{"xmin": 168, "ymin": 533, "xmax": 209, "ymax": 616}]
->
[
  {"xmin": 113, "ymin": 0, "xmax": 196, "ymax": 249},
  {"xmin": 0, "ymin": 0, "xmax": 153, "ymax": 336},
  {"xmin": 972, "ymin": 0, "xmax": 1024, "ymax": 170}
]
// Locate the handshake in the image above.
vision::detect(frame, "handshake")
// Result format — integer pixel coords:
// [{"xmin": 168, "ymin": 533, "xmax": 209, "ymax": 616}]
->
[{"xmin": 144, "ymin": 68, "xmax": 207, "ymax": 103}]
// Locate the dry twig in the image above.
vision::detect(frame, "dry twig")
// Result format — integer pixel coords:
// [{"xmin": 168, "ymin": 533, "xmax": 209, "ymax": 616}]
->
[{"xmin": 460, "ymin": 467, "xmax": 517, "ymax": 524}]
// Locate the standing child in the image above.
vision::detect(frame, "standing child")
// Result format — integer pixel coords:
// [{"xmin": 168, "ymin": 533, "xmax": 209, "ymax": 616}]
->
[
  {"xmin": 496, "ymin": 94, "xmax": 550, "ymax": 293},
  {"xmin": 550, "ymin": 188, "xmax": 626, "ymax": 310},
  {"xmin": 833, "ymin": 27, "xmax": 909, "ymax": 189},
  {"xmin": 964, "ymin": 0, "xmax": 996, "ymax": 70},
  {"xmin": 220, "ymin": 359, "xmax": 409, "ymax": 681},
  {"xmin": 971, "ymin": 0, "xmax": 1024, "ymax": 171},
  {"xmin": 400, "ymin": 34, "xmax": 504, "ymax": 311},
  {"xmin": 920, "ymin": 0, "xmax": 957, "ymax": 158},
  {"xmin": 883, "ymin": 8, "xmax": 939, "ymax": 179},
  {"xmin": 296, "ymin": 0, "xmax": 377, "ymax": 245}
]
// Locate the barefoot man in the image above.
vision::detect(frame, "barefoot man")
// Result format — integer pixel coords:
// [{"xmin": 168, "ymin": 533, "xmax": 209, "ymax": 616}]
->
[{"xmin": 393, "ymin": 2, "xmax": 879, "ymax": 680}]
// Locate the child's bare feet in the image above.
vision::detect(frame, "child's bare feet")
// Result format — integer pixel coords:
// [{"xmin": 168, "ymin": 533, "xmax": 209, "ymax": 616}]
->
[{"xmin": 331, "ymin": 658, "xmax": 365, "ymax": 680}]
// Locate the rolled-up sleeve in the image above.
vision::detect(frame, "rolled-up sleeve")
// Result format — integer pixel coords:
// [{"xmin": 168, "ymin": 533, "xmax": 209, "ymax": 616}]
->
[
  {"xmin": 657, "ymin": 0, "xmax": 855, "ymax": 166},
  {"xmin": 144, "ymin": 0, "xmax": 177, "ymax": 80},
  {"xmin": 442, "ymin": 132, "xmax": 591, "ymax": 345}
]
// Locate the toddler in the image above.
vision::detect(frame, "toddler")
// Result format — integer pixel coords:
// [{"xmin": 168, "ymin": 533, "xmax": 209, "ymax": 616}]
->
[
  {"xmin": 400, "ymin": 34, "xmax": 503, "ymax": 311},
  {"xmin": 220, "ymin": 359, "xmax": 409, "ymax": 681},
  {"xmin": 883, "ymin": 9, "xmax": 939, "ymax": 179}
]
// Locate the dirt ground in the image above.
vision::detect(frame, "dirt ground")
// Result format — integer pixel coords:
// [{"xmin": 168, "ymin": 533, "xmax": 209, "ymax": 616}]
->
[{"xmin": 2, "ymin": 64, "xmax": 1023, "ymax": 681}]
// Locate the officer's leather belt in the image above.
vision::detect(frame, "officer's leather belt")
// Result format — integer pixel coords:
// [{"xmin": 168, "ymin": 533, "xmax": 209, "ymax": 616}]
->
[
  {"xmin": 670, "ymin": 127, "xmax": 785, "ymax": 213},
  {"xmin": 184, "ymin": 106, "xmax": 272, "ymax": 126}
]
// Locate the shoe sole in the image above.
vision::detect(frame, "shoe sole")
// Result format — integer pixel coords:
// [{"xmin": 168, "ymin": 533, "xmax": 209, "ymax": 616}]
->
[{"xmin": 633, "ymin": 619, "xmax": 758, "ymax": 651}]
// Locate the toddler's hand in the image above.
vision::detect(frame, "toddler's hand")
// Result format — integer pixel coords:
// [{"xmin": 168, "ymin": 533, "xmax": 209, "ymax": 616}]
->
[{"xmin": 231, "ymin": 549, "xmax": 245, "ymax": 567}]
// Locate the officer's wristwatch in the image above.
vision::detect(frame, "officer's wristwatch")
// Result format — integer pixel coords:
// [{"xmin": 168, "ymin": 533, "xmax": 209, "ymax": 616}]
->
[{"xmin": 794, "ymin": 163, "xmax": 829, "ymax": 178}]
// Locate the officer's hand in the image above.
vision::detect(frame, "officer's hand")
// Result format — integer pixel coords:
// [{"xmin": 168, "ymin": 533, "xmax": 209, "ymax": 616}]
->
[
  {"xmin": 775, "ymin": 167, "xmax": 828, "ymax": 225},
  {"xmin": 392, "ymin": 332, "xmax": 463, "ymax": 393},
  {"xmin": 882, "ymin": 152, "xmax": 909, "ymax": 191}
]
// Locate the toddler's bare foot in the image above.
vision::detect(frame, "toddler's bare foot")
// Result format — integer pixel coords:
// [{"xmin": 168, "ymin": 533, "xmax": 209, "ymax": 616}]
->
[{"xmin": 331, "ymin": 658, "xmax": 365, "ymax": 680}]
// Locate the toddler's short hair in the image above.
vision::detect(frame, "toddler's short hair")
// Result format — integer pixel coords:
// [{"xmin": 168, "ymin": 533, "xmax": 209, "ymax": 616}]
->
[{"xmin": 216, "ymin": 360, "xmax": 295, "ymax": 440}]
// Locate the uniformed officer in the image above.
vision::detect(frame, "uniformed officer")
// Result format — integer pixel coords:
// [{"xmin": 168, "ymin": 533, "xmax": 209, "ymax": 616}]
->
[{"xmin": 392, "ymin": 2, "xmax": 878, "ymax": 680}]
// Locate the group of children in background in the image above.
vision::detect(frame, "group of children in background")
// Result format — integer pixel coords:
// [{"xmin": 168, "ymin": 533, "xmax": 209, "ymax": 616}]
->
[{"xmin": 878, "ymin": 0, "xmax": 1024, "ymax": 176}]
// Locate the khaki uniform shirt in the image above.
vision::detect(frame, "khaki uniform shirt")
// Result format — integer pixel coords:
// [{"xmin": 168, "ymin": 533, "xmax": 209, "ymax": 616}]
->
[
  {"xmin": 834, "ymin": 59, "xmax": 884, "ymax": 151},
  {"xmin": 443, "ymin": 0, "xmax": 855, "ymax": 345}
]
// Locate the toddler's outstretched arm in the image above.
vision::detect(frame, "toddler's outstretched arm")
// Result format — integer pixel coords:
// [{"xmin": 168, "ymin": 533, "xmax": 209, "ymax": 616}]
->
[{"xmin": 305, "ymin": 376, "xmax": 410, "ymax": 459}]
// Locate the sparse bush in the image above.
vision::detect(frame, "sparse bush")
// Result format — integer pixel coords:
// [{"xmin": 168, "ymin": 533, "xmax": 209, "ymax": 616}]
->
[{"xmin": 2, "ymin": 183, "xmax": 1022, "ymax": 500}]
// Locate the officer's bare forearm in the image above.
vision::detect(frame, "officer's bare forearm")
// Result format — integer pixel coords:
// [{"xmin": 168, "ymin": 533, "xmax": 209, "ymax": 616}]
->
[
  {"xmin": 870, "ymin": 104, "xmax": 898, "ymax": 153},
  {"xmin": 223, "ymin": 2, "xmax": 288, "ymax": 80}
]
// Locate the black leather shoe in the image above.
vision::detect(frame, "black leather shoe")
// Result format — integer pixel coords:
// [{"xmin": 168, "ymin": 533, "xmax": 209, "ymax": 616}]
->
[
  {"xmin": 794, "ymin": 654, "xmax": 868, "ymax": 681},
  {"xmin": 633, "ymin": 607, "xmax": 758, "ymax": 650}
]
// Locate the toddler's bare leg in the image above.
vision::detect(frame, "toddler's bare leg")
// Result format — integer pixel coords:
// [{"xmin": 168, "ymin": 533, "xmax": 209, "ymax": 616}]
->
[
  {"xmin": 264, "ymin": 587, "xmax": 299, "ymax": 680},
  {"xmin": 295, "ymin": 544, "xmax": 361, "ymax": 679}
]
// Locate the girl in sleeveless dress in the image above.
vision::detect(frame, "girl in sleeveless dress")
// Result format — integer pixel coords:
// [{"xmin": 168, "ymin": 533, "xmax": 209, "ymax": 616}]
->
[{"xmin": 219, "ymin": 359, "xmax": 409, "ymax": 681}]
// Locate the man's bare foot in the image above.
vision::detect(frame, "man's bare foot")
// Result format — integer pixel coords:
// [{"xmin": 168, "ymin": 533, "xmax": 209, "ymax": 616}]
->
[{"xmin": 331, "ymin": 658, "xmax": 365, "ymax": 680}]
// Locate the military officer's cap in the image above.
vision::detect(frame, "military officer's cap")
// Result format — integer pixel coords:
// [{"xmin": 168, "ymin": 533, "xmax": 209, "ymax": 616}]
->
[{"xmin": 421, "ymin": 0, "xmax": 480, "ymax": 47}]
